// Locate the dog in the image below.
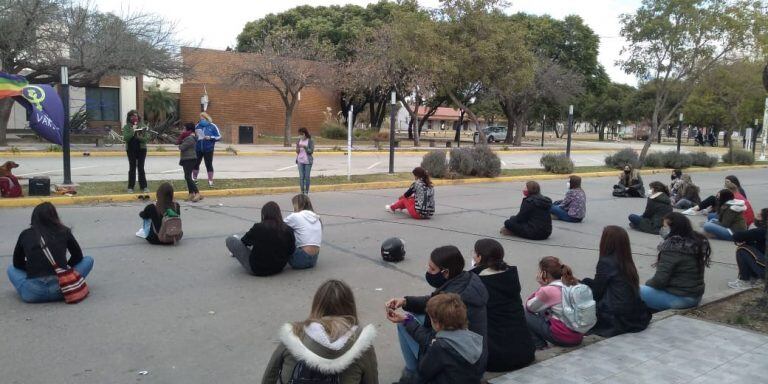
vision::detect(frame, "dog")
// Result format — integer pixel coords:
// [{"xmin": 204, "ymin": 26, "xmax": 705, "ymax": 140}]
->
[{"xmin": 0, "ymin": 161, "xmax": 23, "ymax": 198}]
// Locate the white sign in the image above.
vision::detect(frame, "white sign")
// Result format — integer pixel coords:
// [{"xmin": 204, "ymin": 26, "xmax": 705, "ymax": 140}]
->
[{"xmin": 762, "ymin": 97, "xmax": 768, "ymax": 160}]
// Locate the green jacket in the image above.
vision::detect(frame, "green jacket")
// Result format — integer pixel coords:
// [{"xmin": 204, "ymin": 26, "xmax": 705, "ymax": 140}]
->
[
  {"xmin": 717, "ymin": 200, "xmax": 747, "ymax": 232},
  {"xmin": 646, "ymin": 235, "xmax": 709, "ymax": 298},
  {"xmin": 262, "ymin": 323, "xmax": 378, "ymax": 384},
  {"xmin": 122, "ymin": 124, "xmax": 150, "ymax": 150}
]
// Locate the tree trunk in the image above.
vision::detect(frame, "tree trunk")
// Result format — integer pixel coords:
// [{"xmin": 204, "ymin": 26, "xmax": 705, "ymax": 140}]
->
[
  {"xmin": 501, "ymin": 102, "xmax": 515, "ymax": 145},
  {"xmin": 597, "ymin": 123, "xmax": 606, "ymax": 141},
  {"xmin": 0, "ymin": 98, "xmax": 13, "ymax": 146},
  {"xmin": 513, "ymin": 115, "xmax": 525, "ymax": 146},
  {"xmin": 455, "ymin": 110, "xmax": 465, "ymax": 143},
  {"xmin": 284, "ymin": 107, "xmax": 293, "ymax": 147},
  {"xmin": 638, "ymin": 108, "xmax": 661, "ymax": 168},
  {"xmin": 446, "ymin": 90, "xmax": 482, "ymax": 144}
]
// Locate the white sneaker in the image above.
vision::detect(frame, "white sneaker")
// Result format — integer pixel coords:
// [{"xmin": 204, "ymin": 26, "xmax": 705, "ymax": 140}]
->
[
  {"xmin": 727, "ymin": 279, "xmax": 755, "ymax": 289},
  {"xmin": 385, "ymin": 205, "xmax": 393, "ymax": 213},
  {"xmin": 682, "ymin": 208, "xmax": 697, "ymax": 216}
]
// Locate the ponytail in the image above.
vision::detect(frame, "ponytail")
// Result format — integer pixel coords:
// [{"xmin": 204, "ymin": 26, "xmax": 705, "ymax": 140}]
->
[
  {"xmin": 560, "ymin": 264, "xmax": 578, "ymax": 286},
  {"xmin": 539, "ymin": 256, "xmax": 579, "ymax": 286}
]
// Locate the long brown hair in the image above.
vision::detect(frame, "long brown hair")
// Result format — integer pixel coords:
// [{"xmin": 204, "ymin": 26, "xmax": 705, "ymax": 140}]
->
[
  {"xmin": 599, "ymin": 226, "xmax": 639, "ymax": 293},
  {"xmin": 539, "ymin": 256, "xmax": 578, "ymax": 286},
  {"xmin": 293, "ymin": 280, "xmax": 358, "ymax": 342},
  {"xmin": 474, "ymin": 238, "xmax": 508, "ymax": 271},
  {"xmin": 662, "ymin": 212, "xmax": 711, "ymax": 271},
  {"xmin": 31, "ymin": 202, "xmax": 68, "ymax": 240},
  {"xmin": 648, "ymin": 181, "xmax": 670, "ymax": 196},
  {"xmin": 413, "ymin": 167, "xmax": 432, "ymax": 187},
  {"xmin": 155, "ymin": 182, "xmax": 176, "ymax": 215},
  {"xmin": 292, "ymin": 194, "xmax": 314, "ymax": 212},
  {"xmin": 261, "ymin": 201, "xmax": 287, "ymax": 231}
]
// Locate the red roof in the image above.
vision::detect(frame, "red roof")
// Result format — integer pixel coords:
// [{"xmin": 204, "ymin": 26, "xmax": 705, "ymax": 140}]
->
[{"xmin": 416, "ymin": 106, "xmax": 464, "ymax": 121}]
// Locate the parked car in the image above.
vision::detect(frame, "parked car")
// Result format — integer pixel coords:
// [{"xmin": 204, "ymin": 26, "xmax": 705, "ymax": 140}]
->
[{"xmin": 474, "ymin": 126, "xmax": 508, "ymax": 143}]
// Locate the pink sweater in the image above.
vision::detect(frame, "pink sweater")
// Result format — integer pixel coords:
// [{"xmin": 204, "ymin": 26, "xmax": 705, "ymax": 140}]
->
[{"xmin": 526, "ymin": 283, "xmax": 583, "ymax": 344}]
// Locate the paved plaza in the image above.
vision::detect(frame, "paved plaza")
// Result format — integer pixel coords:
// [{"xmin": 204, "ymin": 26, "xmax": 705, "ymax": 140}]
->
[{"xmin": 0, "ymin": 168, "xmax": 765, "ymax": 383}]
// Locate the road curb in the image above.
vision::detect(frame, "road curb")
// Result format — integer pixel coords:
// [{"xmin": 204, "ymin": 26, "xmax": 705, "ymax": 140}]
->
[{"xmin": 0, "ymin": 164, "xmax": 764, "ymax": 209}]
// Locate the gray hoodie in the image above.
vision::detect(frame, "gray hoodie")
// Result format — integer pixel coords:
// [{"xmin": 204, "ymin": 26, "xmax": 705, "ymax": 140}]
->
[{"xmin": 436, "ymin": 330, "xmax": 483, "ymax": 364}]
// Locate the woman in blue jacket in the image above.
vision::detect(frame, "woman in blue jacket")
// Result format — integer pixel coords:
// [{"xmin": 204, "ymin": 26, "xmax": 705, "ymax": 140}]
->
[{"xmin": 193, "ymin": 112, "xmax": 221, "ymax": 188}]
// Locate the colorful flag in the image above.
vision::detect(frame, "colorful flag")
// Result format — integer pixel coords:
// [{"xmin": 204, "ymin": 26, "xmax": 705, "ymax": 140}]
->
[
  {"xmin": 14, "ymin": 84, "xmax": 65, "ymax": 145},
  {"xmin": 0, "ymin": 72, "xmax": 29, "ymax": 99}
]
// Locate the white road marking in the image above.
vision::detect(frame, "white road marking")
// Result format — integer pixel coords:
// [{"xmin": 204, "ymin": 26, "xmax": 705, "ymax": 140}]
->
[
  {"xmin": 501, "ymin": 160, "xmax": 507, "ymax": 166},
  {"xmin": 366, "ymin": 161, "xmax": 381, "ymax": 170},
  {"xmin": 276, "ymin": 164, "xmax": 297, "ymax": 171},
  {"xmin": 16, "ymin": 165, "xmax": 98, "ymax": 177},
  {"xmin": 161, "ymin": 168, "xmax": 182, "ymax": 173}
]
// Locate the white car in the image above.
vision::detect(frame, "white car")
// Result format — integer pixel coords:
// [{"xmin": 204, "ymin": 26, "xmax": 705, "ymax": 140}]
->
[{"xmin": 474, "ymin": 126, "xmax": 508, "ymax": 143}]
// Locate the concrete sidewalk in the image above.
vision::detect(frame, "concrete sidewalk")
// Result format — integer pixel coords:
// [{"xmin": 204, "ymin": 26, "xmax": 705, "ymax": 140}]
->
[{"xmin": 491, "ymin": 315, "xmax": 766, "ymax": 384}]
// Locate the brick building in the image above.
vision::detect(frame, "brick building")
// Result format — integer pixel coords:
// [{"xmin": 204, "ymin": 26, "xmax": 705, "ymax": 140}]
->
[{"xmin": 180, "ymin": 48, "xmax": 338, "ymax": 144}]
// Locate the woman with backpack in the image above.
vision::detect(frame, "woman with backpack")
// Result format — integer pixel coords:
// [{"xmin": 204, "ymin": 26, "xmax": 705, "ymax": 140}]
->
[
  {"xmin": 122, "ymin": 110, "xmax": 149, "ymax": 193},
  {"xmin": 385, "ymin": 245, "xmax": 488, "ymax": 384},
  {"xmin": 178, "ymin": 122, "xmax": 203, "ymax": 202},
  {"xmin": 701, "ymin": 189, "xmax": 747, "ymax": 241},
  {"xmin": 470, "ymin": 239, "xmax": 535, "ymax": 372},
  {"xmin": 612, "ymin": 165, "xmax": 645, "ymax": 198},
  {"xmin": 525, "ymin": 256, "xmax": 585, "ymax": 349},
  {"xmin": 628, "ymin": 181, "xmax": 672, "ymax": 235},
  {"xmin": 226, "ymin": 201, "xmax": 296, "ymax": 276},
  {"xmin": 581, "ymin": 226, "xmax": 650, "ymax": 337},
  {"xmin": 550, "ymin": 175, "xmax": 586, "ymax": 223},
  {"xmin": 192, "ymin": 112, "xmax": 221, "ymax": 188},
  {"xmin": 284, "ymin": 194, "xmax": 322, "ymax": 269},
  {"xmin": 386, "ymin": 167, "xmax": 435, "ymax": 219},
  {"xmin": 640, "ymin": 212, "xmax": 711, "ymax": 311},
  {"xmin": 501, "ymin": 181, "xmax": 553, "ymax": 240},
  {"xmin": 138, "ymin": 182, "xmax": 182, "ymax": 245},
  {"xmin": 261, "ymin": 279, "xmax": 378, "ymax": 384},
  {"xmin": 7, "ymin": 202, "xmax": 94, "ymax": 303}
]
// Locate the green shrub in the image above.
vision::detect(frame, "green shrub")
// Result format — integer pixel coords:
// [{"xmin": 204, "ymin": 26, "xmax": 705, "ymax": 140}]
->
[
  {"xmin": 605, "ymin": 148, "xmax": 638, "ymax": 169},
  {"xmin": 642, "ymin": 152, "xmax": 665, "ymax": 168},
  {"xmin": 540, "ymin": 153, "xmax": 574, "ymax": 174},
  {"xmin": 663, "ymin": 152, "xmax": 692, "ymax": 169},
  {"xmin": 449, "ymin": 148, "xmax": 474, "ymax": 176},
  {"xmin": 421, "ymin": 150, "xmax": 448, "ymax": 178},
  {"xmin": 721, "ymin": 148, "xmax": 755, "ymax": 165},
  {"xmin": 689, "ymin": 152, "xmax": 718, "ymax": 168},
  {"xmin": 353, "ymin": 129, "xmax": 375, "ymax": 140},
  {"xmin": 470, "ymin": 145, "xmax": 502, "ymax": 177},
  {"xmin": 320, "ymin": 122, "xmax": 347, "ymax": 140}
]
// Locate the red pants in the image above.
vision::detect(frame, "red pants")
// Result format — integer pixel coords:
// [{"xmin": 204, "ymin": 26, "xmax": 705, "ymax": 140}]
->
[{"xmin": 391, "ymin": 196, "xmax": 422, "ymax": 219}]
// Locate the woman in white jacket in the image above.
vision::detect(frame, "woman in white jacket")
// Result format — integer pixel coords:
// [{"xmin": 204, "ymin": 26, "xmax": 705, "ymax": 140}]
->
[{"xmin": 285, "ymin": 194, "xmax": 322, "ymax": 269}]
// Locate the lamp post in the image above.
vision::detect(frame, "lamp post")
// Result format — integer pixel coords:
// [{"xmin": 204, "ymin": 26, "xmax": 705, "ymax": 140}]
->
[
  {"xmin": 347, "ymin": 105, "xmax": 353, "ymax": 181},
  {"xmin": 565, "ymin": 105, "xmax": 574, "ymax": 158},
  {"xmin": 540, "ymin": 114, "xmax": 546, "ymax": 147},
  {"xmin": 60, "ymin": 65, "xmax": 72, "ymax": 185},
  {"xmin": 389, "ymin": 90, "xmax": 396, "ymax": 174},
  {"xmin": 676, "ymin": 113, "xmax": 683, "ymax": 154}
]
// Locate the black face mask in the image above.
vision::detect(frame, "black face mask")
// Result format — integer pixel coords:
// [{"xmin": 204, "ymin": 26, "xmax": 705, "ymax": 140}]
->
[
  {"xmin": 624, "ymin": 170, "xmax": 631, "ymax": 174},
  {"xmin": 425, "ymin": 270, "xmax": 449, "ymax": 288}
]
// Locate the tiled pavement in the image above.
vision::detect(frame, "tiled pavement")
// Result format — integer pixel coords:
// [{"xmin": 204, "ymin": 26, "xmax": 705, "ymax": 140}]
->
[{"xmin": 491, "ymin": 315, "xmax": 768, "ymax": 384}]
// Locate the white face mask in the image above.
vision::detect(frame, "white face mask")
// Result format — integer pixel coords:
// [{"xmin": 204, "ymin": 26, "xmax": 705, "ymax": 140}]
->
[{"xmin": 566, "ymin": 182, "xmax": 571, "ymax": 189}]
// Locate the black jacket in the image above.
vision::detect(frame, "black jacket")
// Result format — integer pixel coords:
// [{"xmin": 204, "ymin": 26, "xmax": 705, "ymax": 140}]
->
[
  {"xmin": 240, "ymin": 222, "xmax": 296, "ymax": 276},
  {"xmin": 403, "ymin": 271, "xmax": 489, "ymax": 370},
  {"xmin": 646, "ymin": 235, "xmax": 709, "ymax": 298},
  {"xmin": 418, "ymin": 330, "xmax": 484, "ymax": 384},
  {"xmin": 470, "ymin": 266, "xmax": 535, "ymax": 371},
  {"xmin": 581, "ymin": 256, "xmax": 650, "ymax": 337},
  {"xmin": 140, "ymin": 203, "xmax": 180, "ymax": 245},
  {"xmin": 636, "ymin": 193, "xmax": 672, "ymax": 234},
  {"xmin": 733, "ymin": 227, "xmax": 766, "ymax": 254},
  {"xmin": 13, "ymin": 228, "xmax": 83, "ymax": 278},
  {"xmin": 504, "ymin": 194, "xmax": 553, "ymax": 240}
]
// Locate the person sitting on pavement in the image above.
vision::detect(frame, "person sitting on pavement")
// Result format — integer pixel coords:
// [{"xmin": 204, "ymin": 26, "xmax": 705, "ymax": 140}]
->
[
  {"xmin": 261, "ymin": 279, "xmax": 378, "ymax": 384},
  {"xmin": 284, "ymin": 194, "xmax": 322, "ymax": 270},
  {"xmin": 628, "ymin": 181, "xmax": 672, "ymax": 235},
  {"xmin": 524, "ymin": 256, "xmax": 584, "ymax": 349},
  {"xmin": 728, "ymin": 208, "xmax": 767, "ymax": 289},
  {"xmin": 385, "ymin": 245, "xmax": 488, "ymax": 384},
  {"xmin": 138, "ymin": 182, "xmax": 181, "ymax": 245},
  {"xmin": 386, "ymin": 167, "xmax": 435, "ymax": 219},
  {"xmin": 7, "ymin": 202, "xmax": 94, "ymax": 303},
  {"xmin": 683, "ymin": 175, "xmax": 753, "ymax": 226},
  {"xmin": 672, "ymin": 174, "xmax": 700, "ymax": 209},
  {"xmin": 550, "ymin": 175, "xmax": 586, "ymax": 223},
  {"xmin": 581, "ymin": 226, "xmax": 651, "ymax": 337},
  {"xmin": 501, "ymin": 181, "xmax": 553, "ymax": 240},
  {"xmin": 701, "ymin": 189, "xmax": 747, "ymax": 241},
  {"xmin": 668, "ymin": 169, "xmax": 683, "ymax": 203},
  {"xmin": 469, "ymin": 239, "xmax": 535, "ymax": 372},
  {"xmin": 640, "ymin": 212, "xmax": 711, "ymax": 311},
  {"xmin": 225, "ymin": 201, "xmax": 296, "ymax": 276},
  {"xmin": 612, "ymin": 165, "xmax": 645, "ymax": 198}
]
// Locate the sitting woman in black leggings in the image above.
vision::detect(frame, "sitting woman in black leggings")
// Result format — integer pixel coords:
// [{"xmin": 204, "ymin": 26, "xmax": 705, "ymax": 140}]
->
[{"xmin": 728, "ymin": 207, "xmax": 767, "ymax": 289}]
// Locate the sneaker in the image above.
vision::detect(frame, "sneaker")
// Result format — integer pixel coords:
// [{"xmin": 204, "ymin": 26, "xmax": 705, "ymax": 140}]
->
[
  {"xmin": 208, "ymin": 181, "xmax": 214, "ymax": 188},
  {"xmin": 682, "ymin": 208, "xmax": 697, "ymax": 215},
  {"xmin": 142, "ymin": 188, "xmax": 150, "ymax": 193},
  {"xmin": 127, "ymin": 188, "xmax": 134, "ymax": 194},
  {"xmin": 385, "ymin": 205, "xmax": 393, "ymax": 212},
  {"xmin": 727, "ymin": 279, "xmax": 756, "ymax": 289}
]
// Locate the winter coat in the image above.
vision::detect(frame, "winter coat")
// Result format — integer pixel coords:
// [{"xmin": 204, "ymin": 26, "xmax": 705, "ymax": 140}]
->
[
  {"xmin": 616, "ymin": 172, "xmax": 645, "ymax": 197},
  {"xmin": 732, "ymin": 192, "xmax": 755, "ymax": 227},
  {"xmin": 405, "ymin": 180, "xmax": 435, "ymax": 218},
  {"xmin": 418, "ymin": 330, "xmax": 485, "ymax": 384},
  {"xmin": 718, "ymin": 199, "xmax": 747, "ymax": 232},
  {"xmin": 122, "ymin": 123, "xmax": 149, "ymax": 151},
  {"xmin": 581, "ymin": 255, "xmax": 650, "ymax": 337},
  {"xmin": 178, "ymin": 134, "xmax": 197, "ymax": 163},
  {"xmin": 194, "ymin": 120, "xmax": 221, "ymax": 153},
  {"xmin": 733, "ymin": 227, "xmax": 766, "ymax": 254},
  {"xmin": 261, "ymin": 322, "xmax": 378, "ymax": 384},
  {"xmin": 471, "ymin": 266, "xmax": 535, "ymax": 372},
  {"xmin": 403, "ymin": 271, "xmax": 489, "ymax": 370},
  {"xmin": 645, "ymin": 235, "xmax": 710, "ymax": 298},
  {"xmin": 558, "ymin": 188, "xmax": 586, "ymax": 220},
  {"xmin": 504, "ymin": 194, "xmax": 553, "ymax": 240},
  {"xmin": 239, "ymin": 222, "xmax": 296, "ymax": 276},
  {"xmin": 636, "ymin": 193, "xmax": 672, "ymax": 234}
]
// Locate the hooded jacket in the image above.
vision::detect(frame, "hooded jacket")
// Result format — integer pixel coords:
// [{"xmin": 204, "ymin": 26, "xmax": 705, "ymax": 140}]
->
[
  {"xmin": 636, "ymin": 192, "xmax": 672, "ymax": 234},
  {"xmin": 178, "ymin": 134, "xmax": 197, "ymax": 162},
  {"xmin": 194, "ymin": 120, "xmax": 221, "ymax": 153},
  {"xmin": 284, "ymin": 210, "xmax": 322, "ymax": 248},
  {"xmin": 504, "ymin": 194, "xmax": 553, "ymax": 240},
  {"xmin": 261, "ymin": 322, "xmax": 378, "ymax": 384},
  {"xmin": 646, "ymin": 235, "xmax": 710, "ymax": 298},
  {"xmin": 403, "ymin": 271, "xmax": 489, "ymax": 370},
  {"xmin": 418, "ymin": 330, "xmax": 484, "ymax": 384},
  {"xmin": 717, "ymin": 199, "xmax": 748, "ymax": 232}
]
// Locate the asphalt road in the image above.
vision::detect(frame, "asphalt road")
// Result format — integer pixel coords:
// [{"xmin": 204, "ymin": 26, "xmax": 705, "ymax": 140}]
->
[{"xmin": 0, "ymin": 168, "xmax": 765, "ymax": 383}]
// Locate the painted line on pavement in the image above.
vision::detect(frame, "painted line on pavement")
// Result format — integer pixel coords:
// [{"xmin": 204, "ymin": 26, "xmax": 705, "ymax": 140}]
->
[
  {"xmin": 501, "ymin": 160, "xmax": 507, "ymax": 166},
  {"xmin": 161, "ymin": 168, "xmax": 182, "ymax": 173},
  {"xmin": 366, "ymin": 161, "xmax": 381, "ymax": 170},
  {"xmin": 276, "ymin": 164, "xmax": 297, "ymax": 171},
  {"xmin": 16, "ymin": 165, "xmax": 98, "ymax": 177}
]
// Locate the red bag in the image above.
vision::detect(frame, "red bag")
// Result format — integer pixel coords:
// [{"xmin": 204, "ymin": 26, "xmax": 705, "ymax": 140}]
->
[{"xmin": 41, "ymin": 236, "xmax": 89, "ymax": 304}]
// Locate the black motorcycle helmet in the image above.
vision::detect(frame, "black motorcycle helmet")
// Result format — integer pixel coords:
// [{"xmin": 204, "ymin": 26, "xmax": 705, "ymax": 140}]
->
[{"xmin": 381, "ymin": 237, "xmax": 405, "ymax": 262}]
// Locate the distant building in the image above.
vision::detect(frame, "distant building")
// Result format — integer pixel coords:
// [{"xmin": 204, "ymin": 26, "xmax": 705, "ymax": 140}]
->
[{"xmin": 396, "ymin": 106, "xmax": 489, "ymax": 132}]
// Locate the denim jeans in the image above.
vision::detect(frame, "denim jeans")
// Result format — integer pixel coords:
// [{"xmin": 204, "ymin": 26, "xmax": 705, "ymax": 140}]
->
[
  {"xmin": 628, "ymin": 214, "xmax": 642, "ymax": 227},
  {"xmin": 7, "ymin": 256, "xmax": 94, "ymax": 303},
  {"xmin": 297, "ymin": 163, "xmax": 312, "ymax": 194},
  {"xmin": 550, "ymin": 205, "xmax": 581, "ymax": 223},
  {"xmin": 396, "ymin": 313, "xmax": 426, "ymax": 372},
  {"xmin": 736, "ymin": 246, "xmax": 766, "ymax": 280},
  {"xmin": 674, "ymin": 199, "xmax": 696, "ymax": 209},
  {"xmin": 706, "ymin": 212, "xmax": 718, "ymax": 221},
  {"xmin": 702, "ymin": 221, "xmax": 733, "ymax": 240},
  {"xmin": 289, "ymin": 247, "xmax": 318, "ymax": 269},
  {"xmin": 640, "ymin": 285, "xmax": 700, "ymax": 311}
]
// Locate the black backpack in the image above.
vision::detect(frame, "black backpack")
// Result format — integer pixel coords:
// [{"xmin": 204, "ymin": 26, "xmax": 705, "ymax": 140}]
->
[{"xmin": 280, "ymin": 360, "xmax": 340, "ymax": 384}]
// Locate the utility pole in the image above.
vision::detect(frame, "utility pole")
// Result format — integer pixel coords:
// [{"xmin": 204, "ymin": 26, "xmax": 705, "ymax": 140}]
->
[
  {"xmin": 676, "ymin": 113, "xmax": 683, "ymax": 154},
  {"xmin": 389, "ymin": 91, "xmax": 396, "ymax": 174},
  {"xmin": 540, "ymin": 114, "xmax": 545, "ymax": 147},
  {"xmin": 60, "ymin": 65, "xmax": 72, "ymax": 185},
  {"xmin": 565, "ymin": 105, "xmax": 574, "ymax": 158}
]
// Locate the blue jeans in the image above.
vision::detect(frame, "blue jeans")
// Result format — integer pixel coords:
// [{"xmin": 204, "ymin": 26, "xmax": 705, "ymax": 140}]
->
[
  {"xmin": 674, "ymin": 199, "xmax": 696, "ymax": 209},
  {"xmin": 7, "ymin": 256, "xmax": 94, "ymax": 303},
  {"xmin": 550, "ymin": 205, "xmax": 581, "ymax": 223},
  {"xmin": 640, "ymin": 285, "xmax": 700, "ymax": 311},
  {"xmin": 289, "ymin": 247, "xmax": 318, "ymax": 269},
  {"xmin": 297, "ymin": 163, "xmax": 312, "ymax": 194},
  {"xmin": 702, "ymin": 220, "xmax": 733, "ymax": 240},
  {"xmin": 628, "ymin": 214, "xmax": 642, "ymax": 227},
  {"xmin": 707, "ymin": 212, "xmax": 717, "ymax": 221},
  {"xmin": 397, "ymin": 313, "xmax": 426, "ymax": 372}
]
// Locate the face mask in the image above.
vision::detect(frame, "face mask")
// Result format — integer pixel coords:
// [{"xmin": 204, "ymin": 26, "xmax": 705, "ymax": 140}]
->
[
  {"xmin": 659, "ymin": 226, "xmax": 671, "ymax": 239},
  {"xmin": 523, "ymin": 190, "xmax": 530, "ymax": 197},
  {"xmin": 624, "ymin": 169, "xmax": 631, "ymax": 174},
  {"xmin": 471, "ymin": 259, "xmax": 477, "ymax": 268},
  {"xmin": 671, "ymin": 175, "xmax": 677, "ymax": 181},
  {"xmin": 425, "ymin": 270, "xmax": 449, "ymax": 288},
  {"xmin": 130, "ymin": 116, "xmax": 138, "ymax": 124}
]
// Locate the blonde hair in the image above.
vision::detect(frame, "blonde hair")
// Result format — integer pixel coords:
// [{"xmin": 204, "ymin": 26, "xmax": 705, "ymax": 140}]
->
[
  {"xmin": 292, "ymin": 194, "xmax": 314, "ymax": 212},
  {"xmin": 200, "ymin": 112, "xmax": 213, "ymax": 123},
  {"xmin": 292, "ymin": 280, "xmax": 359, "ymax": 342}
]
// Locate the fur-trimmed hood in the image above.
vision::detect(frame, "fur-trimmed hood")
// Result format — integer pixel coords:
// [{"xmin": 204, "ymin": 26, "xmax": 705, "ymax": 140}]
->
[{"xmin": 278, "ymin": 322, "xmax": 376, "ymax": 374}]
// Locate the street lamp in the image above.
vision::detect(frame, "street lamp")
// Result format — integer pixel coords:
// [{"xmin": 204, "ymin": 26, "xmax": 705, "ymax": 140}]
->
[
  {"xmin": 60, "ymin": 65, "xmax": 72, "ymax": 185},
  {"xmin": 676, "ymin": 113, "xmax": 683, "ymax": 153},
  {"xmin": 389, "ymin": 90, "xmax": 396, "ymax": 174},
  {"xmin": 565, "ymin": 105, "xmax": 574, "ymax": 158}
]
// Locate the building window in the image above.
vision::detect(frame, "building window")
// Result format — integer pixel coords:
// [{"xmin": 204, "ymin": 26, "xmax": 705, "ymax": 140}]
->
[{"xmin": 85, "ymin": 87, "xmax": 120, "ymax": 121}]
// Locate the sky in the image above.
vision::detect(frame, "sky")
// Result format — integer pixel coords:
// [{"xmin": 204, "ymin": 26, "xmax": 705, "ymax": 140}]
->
[{"xmin": 94, "ymin": 0, "xmax": 642, "ymax": 86}]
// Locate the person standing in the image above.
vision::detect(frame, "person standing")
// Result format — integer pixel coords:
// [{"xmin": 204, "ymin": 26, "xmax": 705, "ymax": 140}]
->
[
  {"xmin": 122, "ymin": 110, "xmax": 149, "ymax": 193},
  {"xmin": 178, "ymin": 123, "xmax": 202, "ymax": 202},
  {"xmin": 295, "ymin": 127, "xmax": 315, "ymax": 195},
  {"xmin": 193, "ymin": 112, "xmax": 221, "ymax": 188}
]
